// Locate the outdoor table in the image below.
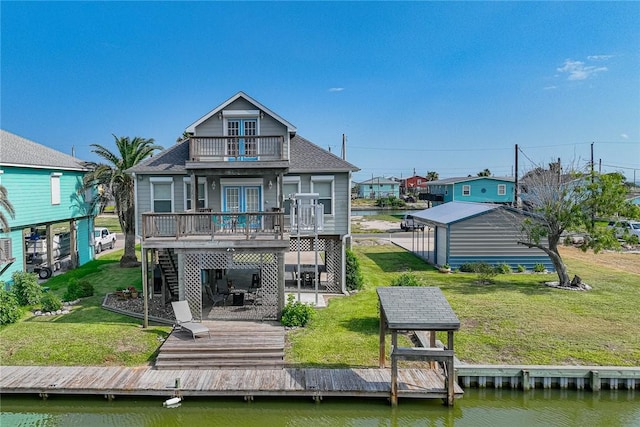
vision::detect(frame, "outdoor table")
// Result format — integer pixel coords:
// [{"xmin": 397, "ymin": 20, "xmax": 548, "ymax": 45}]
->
[{"xmin": 377, "ymin": 287, "xmax": 460, "ymax": 406}]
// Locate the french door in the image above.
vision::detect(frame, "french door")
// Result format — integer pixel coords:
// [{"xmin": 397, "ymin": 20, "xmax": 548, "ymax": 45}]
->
[
  {"xmin": 223, "ymin": 186, "xmax": 261, "ymax": 213},
  {"xmin": 227, "ymin": 119, "xmax": 257, "ymax": 160}
]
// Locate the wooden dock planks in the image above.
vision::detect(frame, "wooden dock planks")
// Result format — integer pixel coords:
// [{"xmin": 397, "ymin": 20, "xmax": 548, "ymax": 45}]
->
[{"xmin": 0, "ymin": 365, "xmax": 463, "ymax": 401}]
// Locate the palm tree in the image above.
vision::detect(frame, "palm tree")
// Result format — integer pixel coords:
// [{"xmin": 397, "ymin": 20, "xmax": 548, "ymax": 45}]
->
[
  {"xmin": 425, "ymin": 171, "xmax": 439, "ymax": 181},
  {"xmin": 85, "ymin": 135, "xmax": 162, "ymax": 267},
  {"xmin": 0, "ymin": 184, "xmax": 16, "ymax": 233},
  {"xmin": 477, "ymin": 168, "xmax": 492, "ymax": 177}
]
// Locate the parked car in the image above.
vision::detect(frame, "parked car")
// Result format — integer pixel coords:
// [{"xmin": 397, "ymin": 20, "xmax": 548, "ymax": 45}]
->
[
  {"xmin": 94, "ymin": 227, "xmax": 117, "ymax": 253},
  {"xmin": 607, "ymin": 220, "xmax": 640, "ymax": 239},
  {"xmin": 400, "ymin": 214, "xmax": 424, "ymax": 231}
]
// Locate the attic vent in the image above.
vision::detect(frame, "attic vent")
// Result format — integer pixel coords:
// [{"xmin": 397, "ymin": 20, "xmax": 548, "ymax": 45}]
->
[{"xmin": 0, "ymin": 238, "xmax": 12, "ymax": 262}]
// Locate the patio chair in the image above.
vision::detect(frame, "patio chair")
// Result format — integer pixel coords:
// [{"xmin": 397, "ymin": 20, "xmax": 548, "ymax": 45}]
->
[{"xmin": 171, "ymin": 300, "xmax": 211, "ymax": 340}]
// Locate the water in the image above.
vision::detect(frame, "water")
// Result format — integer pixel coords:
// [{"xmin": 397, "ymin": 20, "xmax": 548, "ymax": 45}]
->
[
  {"xmin": 352, "ymin": 209, "xmax": 418, "ymax": 217},
  {"xmin": 2, "ymin": 389, "xmax": 639, "ymax": 426}
]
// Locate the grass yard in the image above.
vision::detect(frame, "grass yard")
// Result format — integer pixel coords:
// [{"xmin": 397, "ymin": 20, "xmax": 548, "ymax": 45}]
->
[
  {"xmin": 2, "ymin": 239, "xmax": 638, "ymax": 368},
  {"xmin": 0, "ymin": 249, "xmax": 171, "ymax": 366},
  {"xmin": 286, "ymin": 242, "xmax": 640, "ymax": 367}
]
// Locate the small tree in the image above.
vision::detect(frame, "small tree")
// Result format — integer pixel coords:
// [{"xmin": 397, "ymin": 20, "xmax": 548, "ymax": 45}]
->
[
  {"xmin": 425, "ymin": 171, "xmax": 439, "ymax": 181},
  {"xmin": 477, "ymin": 168, "xmax": 492, "ymax": 177},
  {"xmin": 517, "ymin": 162, "xmax": 639, "ymax": 286},
  {"xmin": 345, "ymin": 249, "xmax": 364, "ymax": 291}
]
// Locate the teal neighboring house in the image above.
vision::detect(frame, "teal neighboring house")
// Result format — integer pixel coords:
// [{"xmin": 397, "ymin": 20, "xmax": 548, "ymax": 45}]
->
[
  {"xmin": 0, "ymin": 130, "xmax": 96, "ymax": 284},
  {"xmin": 357, "ymin": 177, "xmax": 400, "ymax": 199},
  {"xmin": 423, "ymin": 176, "xmax": 515, "ymax": 206}
]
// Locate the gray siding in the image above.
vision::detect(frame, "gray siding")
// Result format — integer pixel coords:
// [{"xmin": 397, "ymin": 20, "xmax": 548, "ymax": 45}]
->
[{"xmin": 449, "ymin": 210, "xmax": 546, "ymax": 257}]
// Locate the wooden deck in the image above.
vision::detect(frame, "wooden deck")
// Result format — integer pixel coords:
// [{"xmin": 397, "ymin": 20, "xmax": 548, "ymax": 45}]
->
[
  {"xmin": 0, "ymin": 365, "xmax": 463, "ymax": 402},
  {"xmin": 156, "ymin": 321, "xmax": 285, "ymax": 370}
]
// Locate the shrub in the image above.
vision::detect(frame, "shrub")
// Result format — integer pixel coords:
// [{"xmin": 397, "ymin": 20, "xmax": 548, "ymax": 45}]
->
[
  {"xmin": 390, "ymin": 272, "xmax": 421, "ymax": 286},
  {"xmin": 458, "ymin": 263, "xmax": 476, "ymax": 273},
  {"xmin": 473, "ymin": 262, "xmax": 497, "ymax": 283},
  {"xmin": 375, "ymin": 196, "xmax": 405, "ymax": 208},
  {"xmin": 281, "ymin": 294, "xmax": 314, "ymax": 327},
  {"xmin": 0, "ymin": 288, "xmax": 22, "ymax": 325},
  {"xmin": 40, "ymin": 293, "xmax": 63, "ymax": 312},
  {"xmin": 517, "ymin": 264, "xmax": 526, "ymax": 273},
  {"xmin": 11, "ymin": 271, "xmax": 42, "ymax": 306},
  {"xmin": 63, "ymin": 278, "xmax": 95, "ymax": 301},
  {"xmin": 533, "ymin": 263, "xmax": 546, "ymax": 273},
  {"xmin": 497, "ymin": 263, "xmax": 512, "ymax": 274},
  {"xmin": 345, "ymin": 249, "xmax": 364, "ymax": 291}
]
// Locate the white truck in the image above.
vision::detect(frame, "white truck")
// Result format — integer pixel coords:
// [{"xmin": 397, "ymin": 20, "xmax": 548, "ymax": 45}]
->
[{"xmin": 94, "ymin": 227, "xmax": 116, "ymax": 253}]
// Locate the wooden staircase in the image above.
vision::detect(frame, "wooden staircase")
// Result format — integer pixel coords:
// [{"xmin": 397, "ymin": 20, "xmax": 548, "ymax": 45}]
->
[
  {"xmin": 157, "ymin": 249, "xmax": 179, "ymax": 299},
  {"xmin": 155, "ymin": 320, "xmax": 285, "ymax": 370}
]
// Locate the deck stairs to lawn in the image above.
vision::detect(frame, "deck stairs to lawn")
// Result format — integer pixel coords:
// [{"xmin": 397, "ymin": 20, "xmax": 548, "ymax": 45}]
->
[
  {"xmin": 155, "ymin": 320, "xmax": 285, "ymax": 370},
  {"xmin": 157, "ymin": 249, "xmax": 179, "ymax": 299}
]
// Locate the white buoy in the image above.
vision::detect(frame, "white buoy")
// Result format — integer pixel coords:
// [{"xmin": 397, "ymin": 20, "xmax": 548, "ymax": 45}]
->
[{"xmin": 163, "ymin": 396, "xmax": 182, "ymax": 407}]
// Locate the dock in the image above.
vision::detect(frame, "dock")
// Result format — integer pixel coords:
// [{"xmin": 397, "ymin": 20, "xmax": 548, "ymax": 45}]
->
[{"xmin": 0, "ymin": 365, "xmax": 463, "ymax": 402}]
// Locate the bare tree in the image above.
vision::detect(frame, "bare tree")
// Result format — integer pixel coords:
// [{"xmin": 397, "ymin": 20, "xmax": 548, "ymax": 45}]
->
[{"xmin": 517, "ymin": 161, "xmax": 637, "ymax": 286}]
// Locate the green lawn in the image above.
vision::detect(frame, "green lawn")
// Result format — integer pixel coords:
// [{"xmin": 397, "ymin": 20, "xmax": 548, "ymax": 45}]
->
[
  {"xmin": 2, "ymin": 243, "xmax": 638, "ymax": 367},
  {"xmin": 0, "ymin": 249, "xmax": 171, "ymax": 366},
  {"xmin": 287, "ymin": 243, "xmax": 640, "ymax": 367}
]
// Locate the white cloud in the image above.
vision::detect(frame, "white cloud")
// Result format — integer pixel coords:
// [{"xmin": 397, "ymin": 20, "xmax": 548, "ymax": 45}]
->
[
  {"xmin": 544, "ymin": 85, "xmax": 558, "ymax": 90},
  {"xmin": 328, "ymin": 87, "xmax": 344, "ymax": 92},
  {"xmin": 587, "ymin": 55, "xmax": 614, "ymax": 61},
  {"xmin": 557, "ymin": 59, "xmax": 608, "ymax": 81},
  {"xmin": 620, "ymin": 133, "xmax": 629, "ymax": 140}
]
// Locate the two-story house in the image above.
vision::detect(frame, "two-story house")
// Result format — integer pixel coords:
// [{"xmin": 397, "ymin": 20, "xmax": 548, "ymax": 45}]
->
[
  {"xmin": 400, "ymin": 175, "xmax": 428, "ymax": 196},
  {"xmin": 423, "ymin": 176, "xmax": 515, "ymax": 206},
  {"xmin": 357, "ymin": 177, "xmax": 400, "ymax": 199},
  {"xmin": 0, "ymin": 130, "xmax": 96, "ymax": 284},
  {"xmin": 128, "ymin": 92, "xmax": 359, "ymax": 322}
]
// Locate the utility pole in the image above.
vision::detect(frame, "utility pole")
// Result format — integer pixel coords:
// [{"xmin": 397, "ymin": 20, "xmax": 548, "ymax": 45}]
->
[
  {"xmin": 514, "ymin": 144, "xmax": 519, "ymax": 207},
  {"xmin": 590, "ymin": 142, "xmax": 595, "ymax": 229}
]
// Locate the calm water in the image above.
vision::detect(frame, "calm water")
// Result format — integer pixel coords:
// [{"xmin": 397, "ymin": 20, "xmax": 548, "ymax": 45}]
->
[
  {"xmin": 2, "ymin": 389, "xmax": 639, "ymax": 427},
  {"xmin": 352, "ymin": 209, "xmax": 417, "ymax": 217}
]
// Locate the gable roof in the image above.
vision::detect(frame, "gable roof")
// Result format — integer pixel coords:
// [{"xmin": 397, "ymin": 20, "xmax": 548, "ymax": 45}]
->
[
  {"xmin": 185, "ymin": 92, "xmax": 297, "ymax": 134},
  {"xmin": 359, "ymin": 177, "xmax": 398, "ymax": 185},
  {"xmin": 0, "ymin": 129, "xmax": 88, "ymax": 171},
  {"xmin": 127, "ymin": 134, "xmax": 359, "ymax": 174},
  {"xmin": 426, "ymin": 176, "xmax": 514, "ymax": 186},
  {"xmin": 410, "ymin": 201, "xmax": 501, "ymax": 226}
]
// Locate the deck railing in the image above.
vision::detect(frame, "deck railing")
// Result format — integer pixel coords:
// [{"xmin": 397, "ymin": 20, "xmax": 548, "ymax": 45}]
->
[
  {"xmin": 189, "ymin": 136, "xmax": 286, "ymax": 162},
  {"xmin": 141, "ymin": 211, "xmax": 285, "ymax": 240}
]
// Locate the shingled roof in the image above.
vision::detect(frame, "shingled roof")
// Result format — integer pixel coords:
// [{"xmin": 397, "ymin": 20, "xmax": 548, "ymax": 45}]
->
[
  {"xmin": 127, "ymin": 135, "xmax": 359, "ymax": 174},
  {"xmin": 0, "ymin": 130, "xmax": 87, "ymax": 171}
]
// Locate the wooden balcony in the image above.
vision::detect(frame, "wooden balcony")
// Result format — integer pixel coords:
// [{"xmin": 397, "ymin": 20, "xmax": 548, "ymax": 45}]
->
[
  {"xmin": 188, "ymin": 136, "xmax": 286, "ymax": 162},
  {"xmin": 141, "ymin": 211, "xmax": 285, "ymax": 242}
]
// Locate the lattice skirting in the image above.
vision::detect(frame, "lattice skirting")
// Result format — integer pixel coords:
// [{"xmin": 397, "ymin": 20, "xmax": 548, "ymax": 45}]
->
[
  {"xmin": 289, "ymin": 236, "xmax": 343, "ymax": 294},
  {"xmin": 181, "ymin": 251, "xmax": 282, "ymax": 321}
]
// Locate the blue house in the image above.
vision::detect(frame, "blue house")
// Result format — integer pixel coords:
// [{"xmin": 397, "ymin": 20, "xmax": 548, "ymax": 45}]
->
[
  {"xmin": 357, "ymin": 177, "xmax": 400, "ymax": 199},
  {"xmin": 423, "ymin": 176, "xmax": 515, "ymax": 206},
  {"xmin": 0, "ymin": 130, "xmax": 96, "ymax": 283},
  {"xmin": 411, "ymin": 201, "xmax": 554, "ymax": 271}
]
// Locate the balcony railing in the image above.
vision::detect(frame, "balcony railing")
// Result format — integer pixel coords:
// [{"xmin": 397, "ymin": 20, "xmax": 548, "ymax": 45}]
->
[
  {"xmin": 189, "ymin": 136, "xmax": 286, "ymax": 162},
  {"xmin": 141, "ymin": 211, "xmax": 285, "ymax": 241}
]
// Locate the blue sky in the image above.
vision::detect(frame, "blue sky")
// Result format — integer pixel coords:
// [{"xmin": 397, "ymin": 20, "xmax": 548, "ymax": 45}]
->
[{"xmin": 2, "ymin": 2, "xmax": 639, "ymax": 184}]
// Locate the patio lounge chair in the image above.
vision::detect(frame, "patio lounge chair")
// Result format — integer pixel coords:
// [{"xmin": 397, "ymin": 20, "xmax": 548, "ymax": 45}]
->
[{"xmin": 171, "ymin": 300, "xmax": 211, "ymax": 340}]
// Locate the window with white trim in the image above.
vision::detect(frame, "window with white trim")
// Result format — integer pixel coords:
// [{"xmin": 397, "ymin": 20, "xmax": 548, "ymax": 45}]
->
[
  {"xmin": 183, "ymin": 177, "xmax": 207, "ymax": 211},
  {"xmin": 311, "ymin": 176, "xmax": 334, "ymax": 215},
  {"xmin": 497, "ymin": 184, "xmax": 506, "ymax": 196},
  {"xmin": 51, "ymin": 173, "xmax": 62, "ymax": 205},
  {"xmin": 462, "ymin": 185, "xmax": 471, "ymax": 196},
  {"xmin": 283, "ymin": 177, "xmax": 301, "ymax": 215},
  {"xmin": 150, "ymin": 177, "xmax": 174, "ymax": 213}
]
